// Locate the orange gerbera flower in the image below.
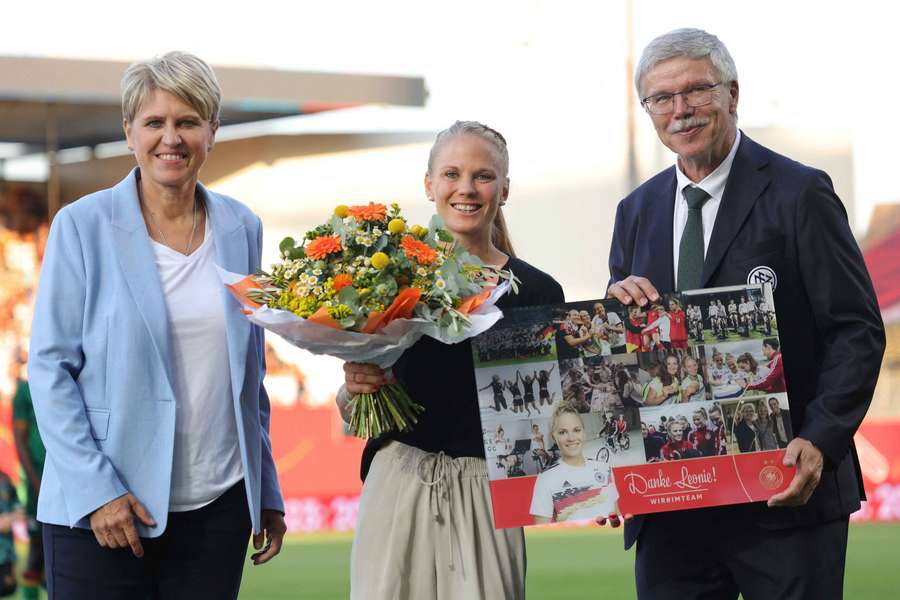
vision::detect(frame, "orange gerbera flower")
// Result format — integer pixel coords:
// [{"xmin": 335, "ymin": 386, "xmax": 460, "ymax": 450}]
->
[
  {"xmin": 306, "ymin": 234, "xmax": 342, "ymax": 260},
  {"xmin": 400, "ymin": 235, "xmax": 438, "ymax": 265},
  {"xmin": 348, "ymin": 202, "xmax": 387, "ymax": 222},
  {"xmin": 333, "ymin": 273, "xmax": 353, "ymax": 291}
]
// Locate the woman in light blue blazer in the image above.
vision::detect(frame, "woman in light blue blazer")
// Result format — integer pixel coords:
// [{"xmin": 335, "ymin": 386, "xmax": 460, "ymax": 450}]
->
[{"xmin": 28, "ymin": 51, "xmax": 285, "ymax": 599}]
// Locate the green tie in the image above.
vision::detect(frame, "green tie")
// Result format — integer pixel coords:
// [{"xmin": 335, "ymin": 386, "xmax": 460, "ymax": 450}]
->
[{"xmin": 677, "ymin": 185, "xmax": 711, "ymax": 291}]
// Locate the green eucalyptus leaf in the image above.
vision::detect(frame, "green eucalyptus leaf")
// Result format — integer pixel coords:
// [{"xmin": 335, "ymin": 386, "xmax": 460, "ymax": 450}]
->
[
  {"xmin": 338, "ymin": 286, "xmax": 360, "ymax": 305},
  {"xmin": 331, "ymin": 215, "xmax": 347, "ymax": 240},
  {"xmin": 279, "ymin": 237, "xmax": 297, "ymax": 256},
  {"xmin": 373, "ymin": 234, "xmax": 390, "ymax": 252}
]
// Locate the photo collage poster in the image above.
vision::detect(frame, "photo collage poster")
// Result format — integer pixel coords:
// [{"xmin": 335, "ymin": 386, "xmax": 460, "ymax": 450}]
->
[{"xmin": 471, "ymin": 284, "xmax": 795, "ymax": 528}]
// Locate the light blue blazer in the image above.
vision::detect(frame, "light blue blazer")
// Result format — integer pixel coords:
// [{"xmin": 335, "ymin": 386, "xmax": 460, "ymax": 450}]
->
[{"xmin": 28, "ymin": 169, "xmax": 283, "ymax": 537}]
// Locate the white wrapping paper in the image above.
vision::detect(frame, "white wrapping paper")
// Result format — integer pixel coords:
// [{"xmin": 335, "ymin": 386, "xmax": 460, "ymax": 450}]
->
[{"xmin": 218, "ymin": 267, "xmax": 510, "ymax": 368}]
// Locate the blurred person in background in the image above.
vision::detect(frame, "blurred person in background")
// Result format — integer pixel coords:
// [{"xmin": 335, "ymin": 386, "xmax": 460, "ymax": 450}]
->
[
  {"xmin": 28, "ymin": 51, "xmax": 284, "ymax": 599},
  {"xmin": 605, "ymin": 27, "xmax": 884, "ymax": 599},
  {"xmin": 0, "ymin": 468, "xmax": 23, "ymax": 598},
  {"xmin": 11, "ymin": 348, "xmax": 44, "ymax": 599},
  {"xmin": 337, "ymin": 121, "xmax": 564, "ymax": 599}
]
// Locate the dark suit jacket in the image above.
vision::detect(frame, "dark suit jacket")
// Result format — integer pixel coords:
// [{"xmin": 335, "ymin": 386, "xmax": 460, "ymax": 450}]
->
[{"xmin": 609, "ymin": 133, "xmax": 886, "ymax": 549}]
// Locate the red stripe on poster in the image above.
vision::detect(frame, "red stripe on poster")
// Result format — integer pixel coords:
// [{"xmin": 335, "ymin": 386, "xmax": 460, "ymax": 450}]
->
[{"xmin": 614, "ymin": 451, "xmax": 791, "ymax": 515}]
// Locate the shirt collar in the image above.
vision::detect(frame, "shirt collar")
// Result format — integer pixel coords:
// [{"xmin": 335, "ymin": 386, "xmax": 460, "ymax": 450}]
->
[{"xmin": 675, "ymin": 129, "xmax": 741, "ymax": 201}]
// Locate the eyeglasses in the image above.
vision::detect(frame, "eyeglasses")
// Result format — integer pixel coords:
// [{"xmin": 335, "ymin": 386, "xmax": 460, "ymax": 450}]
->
[{"xmin": 641, "ymin": 83, "xmax": 722, "ymax": 115}]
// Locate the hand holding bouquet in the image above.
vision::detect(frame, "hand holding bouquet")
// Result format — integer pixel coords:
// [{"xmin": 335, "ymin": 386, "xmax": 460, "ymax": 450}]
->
[{"xmin": 221, "ymin": 202, "xmax": 516, "ymax": 437}]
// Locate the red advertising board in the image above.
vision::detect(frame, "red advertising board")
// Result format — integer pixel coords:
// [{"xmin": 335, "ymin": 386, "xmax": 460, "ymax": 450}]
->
[{"xmin": 851, "ymin": 420, "xmax": 900, "ymax": 522}]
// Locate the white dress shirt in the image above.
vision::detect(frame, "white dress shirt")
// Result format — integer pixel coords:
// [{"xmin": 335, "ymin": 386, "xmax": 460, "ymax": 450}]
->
[{"xmin": 672, "ymin": 130, "xmax": 742, "ymax": 277}]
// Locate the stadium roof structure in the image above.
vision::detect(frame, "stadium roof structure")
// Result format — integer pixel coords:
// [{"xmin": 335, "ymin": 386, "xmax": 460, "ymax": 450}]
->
[
  {"xmin": 0, "ymin": 55, "xmax": 427, "ymax": 152},
  {"xmin": 0, "ymin": 55, "xmax": 427, "ymax": 217}
]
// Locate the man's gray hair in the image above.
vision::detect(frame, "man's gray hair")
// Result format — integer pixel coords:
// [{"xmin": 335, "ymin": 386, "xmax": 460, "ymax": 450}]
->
[{"xmin": 635, "ymin": 28, "xmax": 738, "ymax": 96}]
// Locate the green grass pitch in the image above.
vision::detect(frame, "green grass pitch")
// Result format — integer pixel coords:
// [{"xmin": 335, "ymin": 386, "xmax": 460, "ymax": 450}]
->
[{"xmin": 238, "ymin": 523, "xmax": 900, "ymax": 599}]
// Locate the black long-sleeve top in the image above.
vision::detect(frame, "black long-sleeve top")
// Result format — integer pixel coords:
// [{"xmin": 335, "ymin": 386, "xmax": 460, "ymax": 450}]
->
[{"xmin": 360, "ymin": 256, "xmax": 564, "ymax": 480}]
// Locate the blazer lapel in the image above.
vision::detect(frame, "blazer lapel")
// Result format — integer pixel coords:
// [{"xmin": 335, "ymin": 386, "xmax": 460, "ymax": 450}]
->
[
  {"xmin": 646, "ymin": 169, "xmax": 677, "ymax": 292},
  {"xmin": 109, "ymin": 169, "xmax": 177, "ymax": 395},
  {"xmin": 701, "ymin": 134, "xmax": 771, "ymax": 286},
  {"xmin": 204, "ymin": 185, "xmax": 251, "ymax": 403}
]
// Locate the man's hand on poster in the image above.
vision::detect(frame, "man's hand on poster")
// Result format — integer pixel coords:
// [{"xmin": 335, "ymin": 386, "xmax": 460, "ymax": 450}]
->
[
  {"xmin": 767, "ymin": 437, "xmax": 824, "ymax": 507},
  {"xmin": 607, "ymin": 276, "xmax": 660, "ymax": 306}
]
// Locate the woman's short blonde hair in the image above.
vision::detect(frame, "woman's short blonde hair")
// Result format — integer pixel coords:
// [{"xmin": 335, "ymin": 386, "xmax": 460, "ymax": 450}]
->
[
  {"xmin": 121, "ymin": 51, "xmax": 221, "ymax": 124},
  {"xmin": 550, "ymin": 400, "xmax": 583, "ymax": 434}
]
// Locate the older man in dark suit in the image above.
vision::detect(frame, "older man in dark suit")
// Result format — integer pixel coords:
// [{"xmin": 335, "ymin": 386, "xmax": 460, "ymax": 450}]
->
[{"xmin": 602, "ymin": 28, "xmax": 885, "ymax": 599}]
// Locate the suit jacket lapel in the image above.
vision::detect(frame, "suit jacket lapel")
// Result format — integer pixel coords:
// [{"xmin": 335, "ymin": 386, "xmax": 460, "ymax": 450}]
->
[
  {"xmin": 701, "ymin": 134, "xmax": 771, "ymax": 286},
  {"xmin": 109, "ymin": 169, "xmax": 177, "ymax": 395},
  {"xmin": 647, "ymin": 169, "xmax": 677, "ymax": 292},
  {"xmin": 204, "ymin": 184, "xmax": 251, "ymax": 404}
]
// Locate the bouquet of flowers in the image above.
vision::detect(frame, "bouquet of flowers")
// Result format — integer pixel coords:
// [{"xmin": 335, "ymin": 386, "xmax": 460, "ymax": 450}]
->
[{"xmin": 221, "ymin": 202, "xmax": 517, "ymax": 437}]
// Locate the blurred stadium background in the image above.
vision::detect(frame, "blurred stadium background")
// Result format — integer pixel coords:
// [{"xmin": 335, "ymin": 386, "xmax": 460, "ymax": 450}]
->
[{"xmin": 1, "ymin": 1, "xmax": 899, "ymax": 597}]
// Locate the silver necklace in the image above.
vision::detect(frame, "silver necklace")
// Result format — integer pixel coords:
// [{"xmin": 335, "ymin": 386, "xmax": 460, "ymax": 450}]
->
[{"xmin": 141, "ymin": 188, "xmax": 200, "ymax": 255}]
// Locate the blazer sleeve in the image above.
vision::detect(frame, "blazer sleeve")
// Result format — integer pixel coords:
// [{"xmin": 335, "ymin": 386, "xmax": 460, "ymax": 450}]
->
[
  {"xmin": 28, "ymin": 208, "xmax": 128, "ymax": 525},
  {"xmin": 254, "ymin": 217, "xmax": 285, "ymax": 514},
  {"xmin": 793, "ymin": 171, "xmax": 886, "ymax": 466},
  {"xmin": 608, "ymin": 200, "xmax": 633, "ymax": 290}
]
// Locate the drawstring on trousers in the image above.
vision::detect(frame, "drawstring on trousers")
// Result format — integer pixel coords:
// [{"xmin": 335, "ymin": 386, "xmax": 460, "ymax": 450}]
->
[{"xmin": 416, "ymin": 451, "xmax": 462, "ymax": 572}]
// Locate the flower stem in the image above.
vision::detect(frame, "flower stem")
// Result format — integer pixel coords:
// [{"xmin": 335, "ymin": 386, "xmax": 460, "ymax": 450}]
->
[{"xmin": 348, "ymin": 383, "xmax": 424, "ymax": 438}]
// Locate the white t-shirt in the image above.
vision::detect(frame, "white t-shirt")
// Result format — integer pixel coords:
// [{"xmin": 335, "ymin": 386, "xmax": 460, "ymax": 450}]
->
[
  {"xmin": 680, "ymin": 374, "xmax": 706, "ymax": 403},
  {"xmin": 606, "ymin": 312, "xmax": 625, "ymax": 348},
  {"xmin": 529, "ymin": 458, "xmax": 618, "ymax": 522},
  {"xmin": 589, "ymin": 315, "xmax": 612, "ymax": 356},
  {"xmin": 645, "ymin": 314, "xmax": 671, "ymax": 342},
  {"xmin": 708, "ymin": 365, "xmax": 732, "ymax": 386},
  {"xmin": 152, "ymin": 220, "xmax": 244, "ymax": 512}
]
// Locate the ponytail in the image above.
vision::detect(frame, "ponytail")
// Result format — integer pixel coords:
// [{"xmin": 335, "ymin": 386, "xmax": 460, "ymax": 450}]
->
[{"xmin": 492, "ymin": 206, "xmax": 516, "ymax": 258}]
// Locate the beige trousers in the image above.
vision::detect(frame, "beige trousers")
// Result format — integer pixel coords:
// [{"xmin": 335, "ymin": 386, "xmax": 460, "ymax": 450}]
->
[{"xmin": 350, "ymin": 441, "xmax": 526, "ymax": 600}]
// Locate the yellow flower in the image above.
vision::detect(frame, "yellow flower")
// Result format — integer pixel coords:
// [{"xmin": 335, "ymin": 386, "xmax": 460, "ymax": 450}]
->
[
  {"xmin": 371, "ymin": 252, "xmax": 390, "ymax": 269},
  {"xmin": 388, "ymin": 218, "xmax": 406, "ymax": 234},
  {"xmin": 328, "ymin": 304, "xmax": 353, "ymax": 319},
  {"xmin": 410, "ymin": 225, "xmax": 426, "ymax": 238},
  {"xmin": 334, "ymin": 205, "xmax": 350, "ymax": 218}
]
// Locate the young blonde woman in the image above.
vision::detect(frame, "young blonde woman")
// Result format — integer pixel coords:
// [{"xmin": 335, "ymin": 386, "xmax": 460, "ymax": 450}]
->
[
  {"xmin": 529, "ymin": 401, "xmax": 618, "ymax": 523},
  {"xmin": 337, "ymin": 121, "xmax": 564, "ymax": 599}
]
